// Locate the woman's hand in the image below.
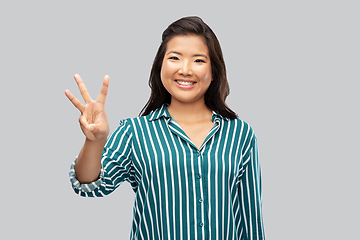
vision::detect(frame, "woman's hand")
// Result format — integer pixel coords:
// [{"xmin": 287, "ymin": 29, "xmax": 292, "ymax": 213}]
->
[{"xmin": 65, "ymin": 74, "xmax": 110, "ymax": 142}]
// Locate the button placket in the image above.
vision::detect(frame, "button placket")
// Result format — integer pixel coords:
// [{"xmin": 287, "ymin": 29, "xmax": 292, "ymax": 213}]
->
[
  {"xmin": 196, "ymin": 149, "xmax": 205, "ymax": 229},
  {"xmin": 197, "ymin": 150, "xmax": 204, "ymax": 204},
  {"xmin": 196, "ymin": 150, "xmax": 203, "ymax": 182}
]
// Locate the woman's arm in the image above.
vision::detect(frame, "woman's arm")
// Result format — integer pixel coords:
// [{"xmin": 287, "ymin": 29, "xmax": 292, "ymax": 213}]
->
[
  {"xmin": 65, "ymin": 74, "xmax": 110, "ymax": 184},
  {"xmin": 239, "ymin": 131, "xmax": 266, "ymax": 239},
  {"xmin": 74, "ymin": 138, "xmax": 106, "ymax": 183}
]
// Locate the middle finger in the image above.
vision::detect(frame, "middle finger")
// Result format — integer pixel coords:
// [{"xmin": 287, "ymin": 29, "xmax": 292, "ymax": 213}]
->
[{"xmin": 74, "ymin": 74, "xmax": 92, "ymax": 103}]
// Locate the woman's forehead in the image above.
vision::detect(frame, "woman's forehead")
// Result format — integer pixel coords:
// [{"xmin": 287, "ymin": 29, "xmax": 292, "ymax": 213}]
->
[{"xmin": 165, "ymin": 35, "xmax": 209, "ymax": 56}]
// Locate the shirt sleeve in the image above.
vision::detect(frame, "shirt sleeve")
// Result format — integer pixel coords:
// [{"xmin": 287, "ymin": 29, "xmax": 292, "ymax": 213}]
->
[
  {"xmin": 239, "ymin": 128, "xmax": 266, "ymax": 239},
  {"xmin": 69, "ymin": 119, "xmax": 137, "ymax": 197}
]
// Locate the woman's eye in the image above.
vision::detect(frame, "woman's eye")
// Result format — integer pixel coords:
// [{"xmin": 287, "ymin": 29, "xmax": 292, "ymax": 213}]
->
[
  {"xmin": 195, "ymin": 59, "xmax": 205, "ymax": 63},
  {"xmin": 169, "ymin": 56, "xmax": 179, "ymax": 60}
]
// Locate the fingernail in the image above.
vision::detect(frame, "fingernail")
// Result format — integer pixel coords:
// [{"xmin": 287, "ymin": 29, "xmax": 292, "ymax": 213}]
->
[{"xmin": 88, "ymin": 125, "xmax": 94, "ymax": 131}]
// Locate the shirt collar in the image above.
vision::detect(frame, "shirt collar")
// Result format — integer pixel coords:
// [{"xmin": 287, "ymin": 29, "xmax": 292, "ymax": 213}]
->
[
  {"xmin": 148, "ymin": 103, "xmax": 229, "ymax": 122},
  {"xmin": 211, "ymin": 110, "xmax": 229, "ymax": 122},
  {"xmin": 148, "ymin": 104, "xmax": 171, "ymax": 121}
]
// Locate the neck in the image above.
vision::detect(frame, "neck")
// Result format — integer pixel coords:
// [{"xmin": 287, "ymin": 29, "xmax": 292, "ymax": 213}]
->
[{"xmin": 167, "ymin": 98, "xmax": 212, "ymax": 123}]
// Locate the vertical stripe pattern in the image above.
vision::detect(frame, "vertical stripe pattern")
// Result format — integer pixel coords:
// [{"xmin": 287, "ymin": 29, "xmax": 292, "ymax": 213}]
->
[{"xmin": 69, "ymin": 104, "xmax": 265, "ymax": 239}]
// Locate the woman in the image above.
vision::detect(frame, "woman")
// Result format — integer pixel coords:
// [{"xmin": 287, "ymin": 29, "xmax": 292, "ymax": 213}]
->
[{"xmin": 66, "ymin": 16, "xmax": 265, "ymax": 240}]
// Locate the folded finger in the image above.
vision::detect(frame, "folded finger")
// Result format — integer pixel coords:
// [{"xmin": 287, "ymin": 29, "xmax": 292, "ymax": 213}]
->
[
  {"xmin": 74, "ymin": 74, "xmax": 92, "ymax": 104},
  {"xmin": 79, "ymin": 115, "xmax": 90, "ymax": 130},
  {"xmin": 96, "ymin": 75, "xmax": 110, "ymax": 105},
  {"xmin": 65, "ymin": 89, "xmax": 86, "ymax": 113}
]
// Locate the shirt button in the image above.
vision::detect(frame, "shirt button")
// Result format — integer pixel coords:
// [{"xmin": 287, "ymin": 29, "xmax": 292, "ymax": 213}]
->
[
  {"xmin": 197, "ymin": 174, "xmax": 202, "ymax": 179},
  {"xmin": 198, "ymin": 198, "xmax": 203, "ymax": 203},
  {"xmin": 199, "ymin": 222, "xmax": 204, "ymax": 227}
]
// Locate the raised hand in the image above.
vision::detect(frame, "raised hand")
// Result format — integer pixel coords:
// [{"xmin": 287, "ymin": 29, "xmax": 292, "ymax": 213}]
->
[{"xmin": 65, "ymin": 74, "xmax": 110, "ymax": 142}]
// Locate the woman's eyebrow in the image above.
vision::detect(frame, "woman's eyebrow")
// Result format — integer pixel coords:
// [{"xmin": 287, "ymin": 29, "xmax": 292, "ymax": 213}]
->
[
  {"xmin": 166, "ymin": 51, "xmax": 208, "ymax": 59},
  {"xmin": 166, "ymin": 50, "xmax": 182, "ymax": 55},
  {"xmin": 193, "ymin": 54, "xmax": 208, "ymax": 59}
]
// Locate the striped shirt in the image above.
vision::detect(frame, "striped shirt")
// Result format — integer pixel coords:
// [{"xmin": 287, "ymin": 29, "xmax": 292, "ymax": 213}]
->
[{"xmin": 69, "ymin": 104, "xmax": 265, "ymax": 239}]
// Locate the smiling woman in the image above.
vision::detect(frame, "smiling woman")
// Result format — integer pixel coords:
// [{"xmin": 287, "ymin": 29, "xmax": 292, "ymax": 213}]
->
[
  {"xmin": 140, "ymin": 16, "xmax": 237, "ymax": 119},
  {"xmin": 66, "ymin": 16, "xmax": 265, "ymax": 240},
  {"xmin": 161, "ymin": 35, "xmax": 212, "ymax": 105}
]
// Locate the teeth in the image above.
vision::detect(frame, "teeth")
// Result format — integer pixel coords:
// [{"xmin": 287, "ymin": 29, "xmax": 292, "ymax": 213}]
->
[{"xmin": 177, "ymin": 80, "xmax": 194, "ymax": 86}]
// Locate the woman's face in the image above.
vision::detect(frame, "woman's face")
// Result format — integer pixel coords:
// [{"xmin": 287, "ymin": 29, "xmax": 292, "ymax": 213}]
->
[{"xmin": 160, "ymin": 35, "xmax": 212, "ymax": 105}]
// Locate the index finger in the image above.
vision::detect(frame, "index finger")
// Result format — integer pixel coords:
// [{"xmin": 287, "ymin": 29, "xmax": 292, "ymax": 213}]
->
[
  {"xmin": 96, "ymin": 75, "xmax": 110, "ymax": 105},
  {"xmin": 74, "ymin": 74, "xmax": 92, "ymax": 103},
  {"xmin": 65, "ymin": 89, "xmax": 86, "ymax": 113}
]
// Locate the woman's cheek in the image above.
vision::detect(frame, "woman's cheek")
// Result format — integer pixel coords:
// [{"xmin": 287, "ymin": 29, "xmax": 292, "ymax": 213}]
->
[{"xmin": 161, "ymin": 61, "xmax": 172, "ymax": 80}]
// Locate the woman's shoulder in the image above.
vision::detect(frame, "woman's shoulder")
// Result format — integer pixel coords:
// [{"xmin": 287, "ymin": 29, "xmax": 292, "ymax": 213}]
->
[
  {"xmin": 118, "ymin": 107, "xmax": 164, "ymax": 128},
  {"xmin": 217, "ymin": 112, "xmax": 251, "ymax": 128},
  {"xmin": 232, "ymin": 117, "xmax": 252, "ymax": 127},
  {"xmin": 118, "ymin": 115, "xmax": 150, "ymax": 127},
  {"xmin": 226, "ymin": 116, "xmax": 256, "ymax": 136}
]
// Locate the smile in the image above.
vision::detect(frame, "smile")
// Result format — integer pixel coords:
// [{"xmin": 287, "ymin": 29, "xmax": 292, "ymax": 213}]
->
[{"xmin": 175, "ymin": 80, "xmax": 195, "ymax": 86}]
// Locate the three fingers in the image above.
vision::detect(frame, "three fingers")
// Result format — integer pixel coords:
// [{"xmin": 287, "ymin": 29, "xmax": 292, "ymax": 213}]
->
[{"xmin": 65, "ymin": 74, "xmax": 110, "ymax": 113}]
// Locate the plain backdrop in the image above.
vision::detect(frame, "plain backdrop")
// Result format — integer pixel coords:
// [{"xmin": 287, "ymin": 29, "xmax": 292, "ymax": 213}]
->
[{"xmin": 1, "ymin": 1, "xmax": 359, "ymax": 239}]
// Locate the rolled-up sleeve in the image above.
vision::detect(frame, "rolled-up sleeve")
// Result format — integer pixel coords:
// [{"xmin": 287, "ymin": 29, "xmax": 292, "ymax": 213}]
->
[
  {"xmin": 69, "ymin": 119, "xmax": 136, "ymax": 197},
  {"xmin": 239, "ymin": 130, "xmax": 265, "ymax": 239}
]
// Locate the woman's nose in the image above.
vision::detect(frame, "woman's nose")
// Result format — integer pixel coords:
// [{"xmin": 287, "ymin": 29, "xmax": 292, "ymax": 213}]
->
[{"xmin": 178, "ymin": 61, "xmax": 193, "ymax": 76}]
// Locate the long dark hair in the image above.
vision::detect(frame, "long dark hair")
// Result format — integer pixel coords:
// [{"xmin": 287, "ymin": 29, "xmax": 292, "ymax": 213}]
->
[{"xmin": 140, "ymin": 16, "xmax": 237, "ymax": 119}]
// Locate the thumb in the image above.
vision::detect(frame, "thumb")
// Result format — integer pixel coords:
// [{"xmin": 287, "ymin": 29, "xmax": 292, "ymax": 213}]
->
[
  {"xmin": 79, "ymin": 116, "xmax": 91, "ymax": 131},
  {"xmin": 87, "ymin": 124, "xmax": 95, "ymax": 132}
]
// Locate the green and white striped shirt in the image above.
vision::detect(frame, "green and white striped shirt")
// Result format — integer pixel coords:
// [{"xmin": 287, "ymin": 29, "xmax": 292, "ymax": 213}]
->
[{"xmin": 69, "ymin": 104, "xmax": 265, "ymax": 239}]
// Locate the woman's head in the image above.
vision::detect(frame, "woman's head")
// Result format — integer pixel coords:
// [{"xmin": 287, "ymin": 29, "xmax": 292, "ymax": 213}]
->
[{"xmin": 140, "ymin": 16, "xmax": 237, "ymax": 118}]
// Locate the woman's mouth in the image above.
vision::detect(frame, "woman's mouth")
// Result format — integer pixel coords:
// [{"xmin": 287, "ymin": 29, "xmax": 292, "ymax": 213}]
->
[{"xmin": 175, "ymin": 80, "xmax": 195, "ymax": 86}]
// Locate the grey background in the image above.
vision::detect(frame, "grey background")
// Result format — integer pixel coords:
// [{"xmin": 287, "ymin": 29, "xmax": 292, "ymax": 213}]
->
[{"xmin": 1, "ymin": 0, "xmax": 359, "ymax": 239}]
